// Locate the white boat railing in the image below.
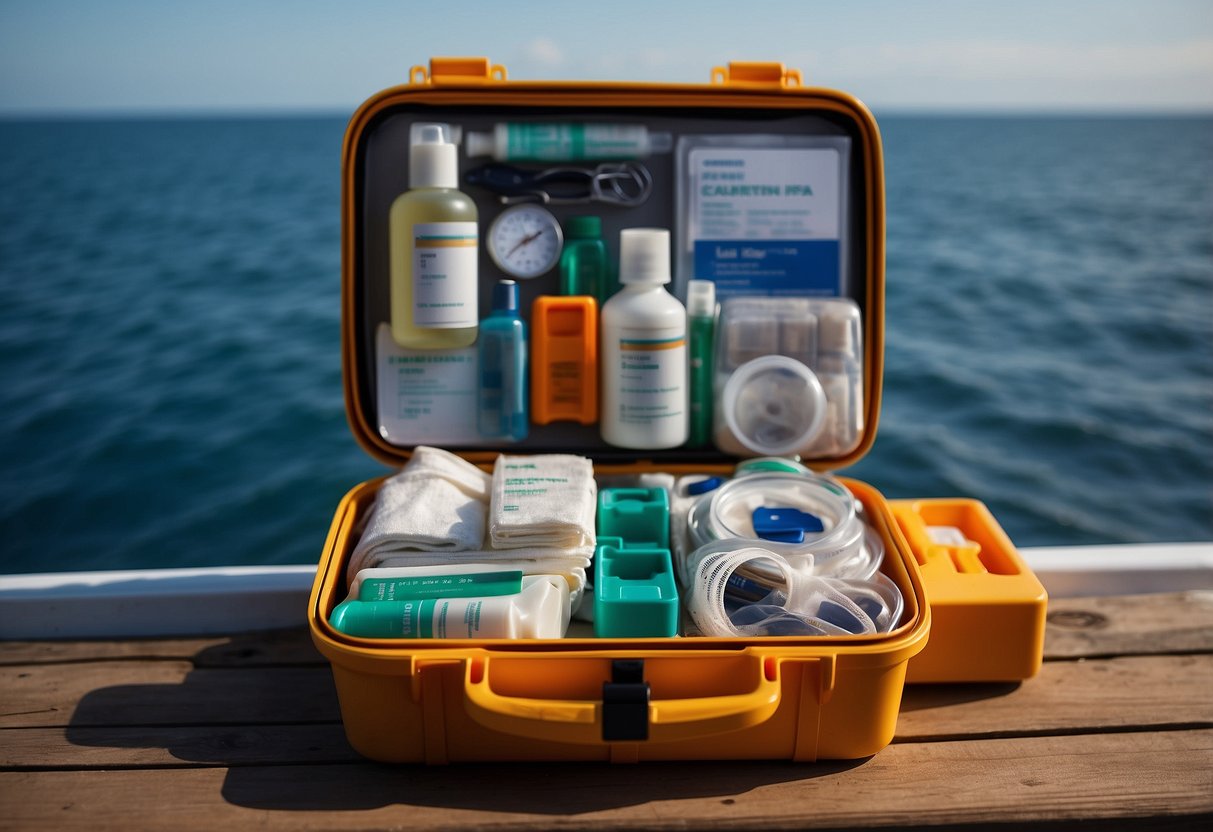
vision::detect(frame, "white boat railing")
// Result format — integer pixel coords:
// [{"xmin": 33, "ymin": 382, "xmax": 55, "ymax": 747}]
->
[{"xmin": 1, "ymin": 544, "xmax": 1210, "ymax": 639}]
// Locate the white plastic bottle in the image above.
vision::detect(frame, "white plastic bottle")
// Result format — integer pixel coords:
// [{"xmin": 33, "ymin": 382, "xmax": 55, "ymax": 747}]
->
[
  {"xmin": 600, "ymin": 228, "xmax": 689, "ymax": 449},
  {"xmin": 389, "ymin": 123, "xmax": 479, "ymax": 350}
]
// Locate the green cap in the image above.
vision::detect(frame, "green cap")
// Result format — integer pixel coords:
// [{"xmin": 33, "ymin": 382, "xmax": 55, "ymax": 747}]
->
[{"xmin": 565, "ymin": 215, "xmax": 602, "ymax": 239}]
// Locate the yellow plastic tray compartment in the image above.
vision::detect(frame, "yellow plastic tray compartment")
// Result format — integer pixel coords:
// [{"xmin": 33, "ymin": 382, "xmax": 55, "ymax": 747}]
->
[{"xmin": 893, "ymin": 498, "xmax": 1047, "ymax": 683}]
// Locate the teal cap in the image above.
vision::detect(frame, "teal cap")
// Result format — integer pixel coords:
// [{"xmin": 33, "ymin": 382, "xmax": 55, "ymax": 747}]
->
[
  {"xmin": 564, "ymin": 215, "xmax": 602, "ymax": 239},
  {"xmin": 491, "ymin": 279, "xmax": 519, "ymax": 314}
]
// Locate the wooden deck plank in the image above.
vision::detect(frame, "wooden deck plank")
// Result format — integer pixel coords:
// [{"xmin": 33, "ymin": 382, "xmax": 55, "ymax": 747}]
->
[
  {"xmin": 0, "ymin": 724, "xmax": 359, "ymax": 769},
  {"xmin": 897, "ymin": 653, "xmax": 1213, "ymax": 740},
  {"xmin": 0, "ymin": 731, "xmax": 1209, "ymax": 830},
  {"xmin": 0, "ymin": 628, "xmax": 324, "ymax": 667},
  {"xmin": 1045, "ymin": 591, "xmax": 1213, "ymax": 658},
  {"xmin": 0, "ymin": 663, "xmax": 338, "ymax": 728},
  {"xmin": 1, "ymin": 652, "xmax": 1208, "ymax": 767},
  {"xmin": 0, "ymin": 592, "xmax": 1209, "ymax": 828}
]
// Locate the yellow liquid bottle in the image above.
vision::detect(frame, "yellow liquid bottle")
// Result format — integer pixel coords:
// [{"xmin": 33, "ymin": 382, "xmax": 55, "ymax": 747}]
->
[{"xmin": 389, "ymin": 123, "xmax": 479, "ymax": 350}]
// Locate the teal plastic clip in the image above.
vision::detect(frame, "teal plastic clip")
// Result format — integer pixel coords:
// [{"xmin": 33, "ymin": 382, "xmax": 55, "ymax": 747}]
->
[
  {"xmin": 597, "ymin": 487, "xmax": 670, "ymax": 548},
  {"xmin": 594, "ymin": 537, "xmax": 679, "ymax": 638}
]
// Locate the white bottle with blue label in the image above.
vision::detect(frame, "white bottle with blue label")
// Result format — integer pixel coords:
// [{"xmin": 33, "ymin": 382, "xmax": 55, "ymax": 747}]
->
[{"xmin": 600, "ymin": 228, "xmax": 688, "ymax": 449}]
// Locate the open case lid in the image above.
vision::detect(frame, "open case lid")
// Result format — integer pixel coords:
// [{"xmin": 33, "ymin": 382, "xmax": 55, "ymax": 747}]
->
[{"xmin": 340, "ymin": 57, "xmax": 885, "ymax": 473}]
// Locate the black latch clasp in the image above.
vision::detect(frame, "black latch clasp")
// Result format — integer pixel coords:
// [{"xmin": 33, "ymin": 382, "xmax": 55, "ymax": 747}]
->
[{"xmin": 602, "ymin": 659, "xmax": 650, "ymax": 741}]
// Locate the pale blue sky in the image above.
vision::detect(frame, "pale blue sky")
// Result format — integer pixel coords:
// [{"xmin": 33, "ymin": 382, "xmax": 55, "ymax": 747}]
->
[{"xmin": 1, "ymin": 0, "xmax": 1211, "ymax": 114}]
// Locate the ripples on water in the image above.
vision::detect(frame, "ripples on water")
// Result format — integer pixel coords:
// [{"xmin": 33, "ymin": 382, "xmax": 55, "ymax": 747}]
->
[{"xmin": 0, "ymin": 115, "xmax": 1210, "ymax": 573}]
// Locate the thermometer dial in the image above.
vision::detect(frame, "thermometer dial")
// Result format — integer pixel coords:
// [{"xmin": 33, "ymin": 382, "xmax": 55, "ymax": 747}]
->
[{"xmin": 486, "ymin": 204, "xmax": 563, "ymax": 279}]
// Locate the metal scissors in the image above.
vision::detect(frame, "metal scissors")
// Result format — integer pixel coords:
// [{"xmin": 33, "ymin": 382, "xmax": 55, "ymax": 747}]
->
[{"xmin": 465, "ymin": 162, "xmax": 652, "ymax": 206}]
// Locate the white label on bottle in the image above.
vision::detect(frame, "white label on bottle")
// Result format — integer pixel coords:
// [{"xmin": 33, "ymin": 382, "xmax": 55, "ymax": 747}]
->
[
  {"xmin": 391, "ymin": 597, "xmax": 514, "ymax": 638},
  {"xmin": 412, "ymin": 222, "xmax": 478, "ymax": 327},
  {"xmin": 614, "ymin": 335, "xmax": 687, "ymax": 426}
]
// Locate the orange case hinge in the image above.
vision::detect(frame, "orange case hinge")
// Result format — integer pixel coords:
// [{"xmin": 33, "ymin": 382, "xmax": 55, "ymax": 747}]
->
[
  {"xmin": 711, "ymin": 61, "xmax": 803, "ymax": 89},
  {"xmin": 410, "ymin": 56, "xmax": 507, "ymax": 86}
]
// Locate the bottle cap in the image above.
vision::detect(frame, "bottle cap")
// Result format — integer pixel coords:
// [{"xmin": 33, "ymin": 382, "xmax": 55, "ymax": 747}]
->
[
  {"xmin": 618, "ymin": 228, "xmax": 670, "ymax": 285},
  {"xmin": 409, "ymin": 122, "xmax": 458, "ymax": 188},
  {"xmin": 565, "ymin": 215, "xmax": 602, "ymax": 240},
  {"xmin": 491, "ymin": 279, "xmax": 519, "ymax": 315},
  {"xmin": 686, "ymin": 476, "xmax": 724, "ymax": 496},
  {"xmin": 686, "ymin": 279, "xmax": 716, "ymax": 317}
]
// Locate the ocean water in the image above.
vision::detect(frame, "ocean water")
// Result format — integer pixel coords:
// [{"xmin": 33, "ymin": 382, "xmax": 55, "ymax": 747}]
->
[{"xmin": 1, "ymin": 115, "xmax": 1210, "ymax": 574}]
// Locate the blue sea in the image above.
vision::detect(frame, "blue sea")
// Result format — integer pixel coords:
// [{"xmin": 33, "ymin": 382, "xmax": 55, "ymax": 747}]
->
[{"xmin": 1, "ymin": 115, "xmax": 1210, "ymax": 575}]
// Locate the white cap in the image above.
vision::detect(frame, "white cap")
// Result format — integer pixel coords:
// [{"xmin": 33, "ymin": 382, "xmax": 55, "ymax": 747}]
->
[
  {"xmin": 686, "ymin": 279, "xmax": 716, "ymax": 317},
  {"xmin": 409, "ymin": 123, "xmax": 458, "ymax": 188},
  {"xmin": 618, "ymin": 228, "xmax": 671, "ymax": 285}
]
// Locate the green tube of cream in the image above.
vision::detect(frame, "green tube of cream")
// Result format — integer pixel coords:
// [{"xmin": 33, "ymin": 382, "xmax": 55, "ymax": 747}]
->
[{"xmin": 330, "ymin": 574, "xmax": 569, "ymax": 639}]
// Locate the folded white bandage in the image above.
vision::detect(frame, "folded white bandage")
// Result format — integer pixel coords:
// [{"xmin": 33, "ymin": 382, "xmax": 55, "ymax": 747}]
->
[
  {"xmin": 489, "ymin": 454, "xmax": 597, "ymax": 550},
  {"xmin": 347, "ymin": 446, "xmax": 492, "ymax": 582}
]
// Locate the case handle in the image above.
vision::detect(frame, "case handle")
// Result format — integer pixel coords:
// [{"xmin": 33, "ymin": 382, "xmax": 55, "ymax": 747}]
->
[
  {"xmin": 462, "ymin": 656, "xmax": 787, "ymax": 744},
  {"xmin": 710, "ymin": 61, "xmax": 802, "ymax": 89},
  {"xmin": 410, "ymin": 56, "xmax": 507, "ymax": 86}
]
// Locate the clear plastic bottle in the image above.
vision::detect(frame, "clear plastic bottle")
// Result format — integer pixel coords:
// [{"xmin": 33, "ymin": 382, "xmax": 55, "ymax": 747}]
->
[
  {"xmin": 600, "ymin": 228, "xmax": 688, "ymax": 449},
  {"xmin": 389, "ymin": 123, "xmax": 479, "ymax": 350}
]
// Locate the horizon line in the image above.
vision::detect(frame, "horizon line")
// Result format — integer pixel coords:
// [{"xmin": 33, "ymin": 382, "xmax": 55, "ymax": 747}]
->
[{"xmin": 2, "ymin": 104, "xmax": 1211, "ymax": 122}]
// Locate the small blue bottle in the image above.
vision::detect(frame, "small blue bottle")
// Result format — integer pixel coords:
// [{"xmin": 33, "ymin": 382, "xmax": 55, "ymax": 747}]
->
[{"xmin": 478, "ymin": 279, "xmax": 528, "ymax": 441}]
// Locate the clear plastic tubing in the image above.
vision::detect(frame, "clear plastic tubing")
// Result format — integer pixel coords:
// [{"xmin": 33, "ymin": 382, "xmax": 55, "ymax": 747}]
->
[{"xmin": 686, "ymin": 473, "xmax": 865, "ymax": 566}]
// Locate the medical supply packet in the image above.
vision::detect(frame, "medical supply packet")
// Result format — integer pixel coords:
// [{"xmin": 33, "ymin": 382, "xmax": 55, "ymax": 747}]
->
[{"xmin": 675, "ymin": 134, "xmax": 851, "ymax": 300}]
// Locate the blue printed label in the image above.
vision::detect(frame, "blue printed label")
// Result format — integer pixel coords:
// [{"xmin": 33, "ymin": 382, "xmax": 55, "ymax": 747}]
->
[{"xmin": 693, "ymin": 240, "xmax": 840, "ymax": 297}]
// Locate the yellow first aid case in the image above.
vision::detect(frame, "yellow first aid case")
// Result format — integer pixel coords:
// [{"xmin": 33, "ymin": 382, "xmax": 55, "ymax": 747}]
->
[{"xmin": 308, "ymin": 57, "xmax": 1046, "ymax": 764}]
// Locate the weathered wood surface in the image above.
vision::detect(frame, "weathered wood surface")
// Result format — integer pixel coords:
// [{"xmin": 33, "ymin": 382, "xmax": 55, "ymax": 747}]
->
[
  {"xmin": 1, "ymin": 732, "xmax": 1210, "ymax": 831},
  {"xmin": 0, "ymin": 592, "xmax": 1210, "ymax": 830},
  {"xmin": 1044, "ymin": 590, "xmax": 1213, "ymax": 658}
]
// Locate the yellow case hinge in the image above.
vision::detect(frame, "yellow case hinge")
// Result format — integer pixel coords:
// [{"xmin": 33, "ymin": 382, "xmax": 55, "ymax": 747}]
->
[
  {"xmin": 711, "ymin": 61, "xmax": 802, "ymax": 89},
  {"xmin": 410, "ymin": 56, "xmax": 507, "ymax": 86}
]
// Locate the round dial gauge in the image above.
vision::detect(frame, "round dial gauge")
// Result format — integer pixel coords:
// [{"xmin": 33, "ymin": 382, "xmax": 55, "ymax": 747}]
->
[{"xmin": 486, "ymin": 204, "xmax": 564, "ymax": 279}]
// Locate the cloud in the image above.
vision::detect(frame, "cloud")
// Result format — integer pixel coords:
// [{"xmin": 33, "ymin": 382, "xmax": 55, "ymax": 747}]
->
[
  {"xmin": 523, "ymin": 36, "xmax": 565, "ymax": 68},
  {"xmin": 830, "ymin": 38, "xmax": 1213, "ymax": 84}
]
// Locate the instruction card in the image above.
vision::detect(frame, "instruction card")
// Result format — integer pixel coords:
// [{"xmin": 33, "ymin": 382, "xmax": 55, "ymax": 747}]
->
[
  {"xmin": 685, "ymin": 139, "xmax": 848, "ymax": 298},
  {"xmin": 376, "ymin": 323, "xmax": 481, "ymax": 446}
]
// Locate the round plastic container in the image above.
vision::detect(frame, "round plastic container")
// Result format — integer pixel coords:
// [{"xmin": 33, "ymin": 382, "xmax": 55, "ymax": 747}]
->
[{"xmin": 718, "ymin": 355, "xmax": 826, "ymax": 456}]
